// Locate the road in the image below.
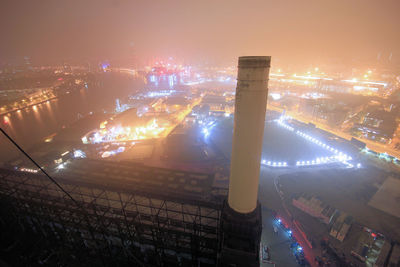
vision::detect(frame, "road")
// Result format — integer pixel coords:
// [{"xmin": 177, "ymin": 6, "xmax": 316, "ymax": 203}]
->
[
  {"xmin": 261, "ymin": 208, "xmax": 299, "ymax": 267},
  {"xmin": 259, "ymin": 168, "xmax": 317, "ymax": 267}
]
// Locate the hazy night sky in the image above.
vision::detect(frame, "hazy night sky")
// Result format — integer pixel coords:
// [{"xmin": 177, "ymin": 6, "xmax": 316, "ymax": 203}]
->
[{"xmin": 1, "ymin": 0, "xmax": 400, "ymax": 66}]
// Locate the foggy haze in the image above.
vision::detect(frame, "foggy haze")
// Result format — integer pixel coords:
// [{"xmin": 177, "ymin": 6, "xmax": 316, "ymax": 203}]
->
[
  {"xmin": 1, "ymin": 0, "xmax": 400, "ymax": 66},
  {"xmin": 1, "ymin": 1, "xmax": 400, "ymax": 266}
]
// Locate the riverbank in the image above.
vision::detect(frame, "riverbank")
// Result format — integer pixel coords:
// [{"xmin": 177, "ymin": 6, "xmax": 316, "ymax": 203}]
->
[{"xmin": 0, "ymin": 96, "xmax": 58, "ymax": 116}]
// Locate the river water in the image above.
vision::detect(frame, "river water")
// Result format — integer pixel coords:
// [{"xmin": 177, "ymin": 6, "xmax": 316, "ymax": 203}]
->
[{"xmin": 0, "ymin": 72, "xmax": 145, "ymax": 162}]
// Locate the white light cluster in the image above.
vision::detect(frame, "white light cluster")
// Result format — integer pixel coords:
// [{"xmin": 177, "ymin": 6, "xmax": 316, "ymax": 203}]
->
[
  {"xmin": 276, "ymin": 118, "xmax": 294, "ymax": 131},
  {"xmin": 20, "ymin": 167, "xmax": 38, "ymax": 173},
  {"xmin": 295, "ymin": 130, "xmax": 352, "ymax": 164},
  {"xmin": 202, "ymin": 128, "xmax": 210, "ymax": 137},
  {"xmin": 57, "ymin": 163, "xmax": 65, "ymax": 170},
  {"xmin": 73, "ymin": 150, "xmax": 86, "ymax": 158},
  {"xmin": 271, "ymin": 116, "xmax": 360, "ymax": 169},
  {"xmin": 295, "ymin": 154, "xmax": 351, "ymax": 166},
  {"xmin": 201, "ymin": 120, "xmax": 216, "ymax": 138},
  {"xmin": 261, "ymin": 159, "xmax": 287, "ymax": 167}
]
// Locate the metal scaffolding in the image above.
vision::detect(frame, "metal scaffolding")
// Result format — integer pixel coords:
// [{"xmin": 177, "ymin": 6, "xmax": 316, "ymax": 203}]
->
[{"xmin": 0, "ymin": 168, "xmax": 221, "ymax": 266}]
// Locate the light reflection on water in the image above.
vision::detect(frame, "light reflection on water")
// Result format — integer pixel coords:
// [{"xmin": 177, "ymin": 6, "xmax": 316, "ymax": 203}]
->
[{"xmin": 0, "ymin": 73, "xmax": 144, "ymax": 162}]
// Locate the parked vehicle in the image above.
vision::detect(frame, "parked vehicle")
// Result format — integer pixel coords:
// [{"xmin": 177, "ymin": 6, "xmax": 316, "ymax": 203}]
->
[{"xmin": 262, "ymin": 244, "xmax": 271, "ymax": 262}]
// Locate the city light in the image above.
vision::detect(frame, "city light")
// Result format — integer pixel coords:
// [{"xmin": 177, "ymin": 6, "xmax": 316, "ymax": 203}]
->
[
  {"xmin": 57, "ymin": 163, "xmax": 64, "ymax": 170},
  {"xmin": 83, "ymin": 119, "xmax": 168, "ymax": 144},
  {"xmin": 73, "ymin": 150, "xmax": 86, "ymax": 158},
  {"xmin": 202, "ymin": 128, "xmax": 210, "ymax": 137},
  {"xmin": 276, "ymin": 116, "xmax": 294, "ymax": 131},
  {"xmin": 262, "ymin": 160, "xmax": 289, "ymax": 168},
  {"xmin": 3, "ymin": 116, "xmax": 10, "ymax": 124},
  {"xmin": 19, "ymin": 167, "xmax": 38, "ymax": 173},
  {"xmin": 0, "ymin": 3, "xmax": 398, "ymax": 267},
  {"xmin": 265, "ymin": 116, "xmax": 361, "ymax": 168},
  {"xmin": 270, "ymin": 93, "xmax": 282, "ymax": 100}
]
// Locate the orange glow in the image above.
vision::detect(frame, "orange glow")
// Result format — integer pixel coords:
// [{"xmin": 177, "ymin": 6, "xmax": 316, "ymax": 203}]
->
[
  {"xmin": 3, "ymin": 116, "xmax": 10, "ymax": 124},
  {"xmin": 100, "ymin": 121, "xmax": 108, "ymax": 129}
]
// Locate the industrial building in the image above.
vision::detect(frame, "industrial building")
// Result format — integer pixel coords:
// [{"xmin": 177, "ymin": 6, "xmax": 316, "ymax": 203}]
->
[
  {"xmin": 0, "ymin": 160, "xmax": 221, "ymax": 266},
  {"xmin": 0, "ymin": 56, "xmax": 272, "ymax": 266},
  {"xmin": 292, "ymin": 194, "xmax": 338, "ymax": 225}
]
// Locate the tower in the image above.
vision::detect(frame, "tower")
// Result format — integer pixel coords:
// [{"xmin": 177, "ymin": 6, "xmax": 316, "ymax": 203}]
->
[{"xmin": 219, "ymin": 56, "xmax": 271, "ymax": 266}]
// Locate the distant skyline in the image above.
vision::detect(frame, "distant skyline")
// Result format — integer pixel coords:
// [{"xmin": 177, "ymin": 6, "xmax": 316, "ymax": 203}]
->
[{"xmin": 1, "ymin": 0, "xmax": 400, "ymax": 66}]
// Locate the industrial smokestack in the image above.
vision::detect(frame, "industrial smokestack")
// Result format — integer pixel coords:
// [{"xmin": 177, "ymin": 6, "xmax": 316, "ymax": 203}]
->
[
  {"xmin": 219, "ymin": 56, "xmax": 270, "ymax": 266},
  {"xmin": 228, "ymin": 56, "xmax": 271, "ymax": 214},
  {"xmin": 218, "ymin": 57, "xmax": 271, "ymax": 267}
]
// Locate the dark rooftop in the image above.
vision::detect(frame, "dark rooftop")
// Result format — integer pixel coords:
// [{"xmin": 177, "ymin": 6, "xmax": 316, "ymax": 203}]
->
[{"xmin": 55, "ymin": 158, "xmax": 221, "ymax": 208}]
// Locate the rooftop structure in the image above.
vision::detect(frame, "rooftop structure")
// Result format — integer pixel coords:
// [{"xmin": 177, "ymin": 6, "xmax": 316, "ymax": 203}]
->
[
  {"xmin": 292, "ymin": 194, "xmax": 338, "ymax": 225},
  {"xmin": 0, "ymin": 158, "xmax": 222, "ymax": 266}
]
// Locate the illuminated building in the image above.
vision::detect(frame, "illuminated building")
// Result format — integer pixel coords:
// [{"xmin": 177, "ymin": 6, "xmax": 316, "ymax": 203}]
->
[
  {"xmin": 202, "ymin": 95, "xmax": 227, "ymax": 112},
  {"xmin": 356, "ymin": 109, "xmax": 397, "ymax": 143}
]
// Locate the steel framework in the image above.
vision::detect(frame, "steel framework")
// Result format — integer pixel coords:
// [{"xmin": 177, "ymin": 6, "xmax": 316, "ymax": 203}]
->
[{"xmin": 0, "ymin": 168, "xmax": 221, "ymax": 266}]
